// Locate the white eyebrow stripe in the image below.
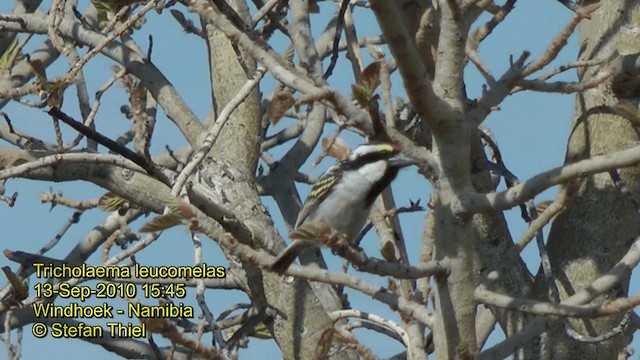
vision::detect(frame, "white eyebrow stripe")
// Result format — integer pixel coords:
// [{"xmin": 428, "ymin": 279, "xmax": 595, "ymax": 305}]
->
[{"xmin": 349, "ymin": 144, "xmax": 393, "ymax": 161}]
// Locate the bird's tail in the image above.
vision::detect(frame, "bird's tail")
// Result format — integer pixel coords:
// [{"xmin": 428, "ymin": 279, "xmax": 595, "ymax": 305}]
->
[{"xmin": 269, "ymin": 240, "xmax": 315, "ymax": 274}]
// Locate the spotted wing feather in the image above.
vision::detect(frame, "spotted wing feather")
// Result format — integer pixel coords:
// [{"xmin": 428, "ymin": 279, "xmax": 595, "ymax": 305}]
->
[{"xmin": 294, "ymin": 163, "xmax": 343, "ymax": 228}]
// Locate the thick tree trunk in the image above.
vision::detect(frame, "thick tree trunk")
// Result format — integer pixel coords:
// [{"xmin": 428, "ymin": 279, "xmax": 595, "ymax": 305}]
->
[
  {"xmin": 531, "ymin": 1, "xmax": 640, "ymax": 358},
  {"xmin": 198, "ymin": 2, "xmax": 351, "ymax": 359}
]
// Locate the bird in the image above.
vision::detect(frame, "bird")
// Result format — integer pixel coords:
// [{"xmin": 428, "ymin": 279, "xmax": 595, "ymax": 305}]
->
[{"xmin": 269, "ymin": 142, "xmax": 417, "ymax": 273}]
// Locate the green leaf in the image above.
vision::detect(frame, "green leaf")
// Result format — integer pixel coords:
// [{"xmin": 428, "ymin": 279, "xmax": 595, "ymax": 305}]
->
[
  {"xmin": 0, "ymin": 37, "xmax": 24, "ymax": 70},
  {"xmin": 157, "ymin": 195, "xmax": 196, "ymax": 219},
  {"xmin": 351, "ymin": 84, "xmax": 372, "ymax": 107},
  {"xmin": 98, "ymin": 192, "xmax": 130, "ymax": 212},
  {"xmin": 139, "ymin": 213, "xmax": 183, "ymax": 232},
  {"xmin": 139, "ymin": 196, "xmax": 206, "ymax": 233}
]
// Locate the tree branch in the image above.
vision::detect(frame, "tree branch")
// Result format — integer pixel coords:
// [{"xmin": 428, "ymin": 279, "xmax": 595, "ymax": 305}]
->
[{"xmin": 460, "ymin": 144, "xmax": 640, "ymax": 213}]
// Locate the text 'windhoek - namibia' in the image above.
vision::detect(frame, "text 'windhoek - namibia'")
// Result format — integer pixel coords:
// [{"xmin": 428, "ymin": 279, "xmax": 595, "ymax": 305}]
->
[
  {"xmin": 33, "ymin": 263, "xmax": 226, "ymax": 279},
  {"xmin": 33, "ymin": 302, "xmax": 193, "ymax": 319}
]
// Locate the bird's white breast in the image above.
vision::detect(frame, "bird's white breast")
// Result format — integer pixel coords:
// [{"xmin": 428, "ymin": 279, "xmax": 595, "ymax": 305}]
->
[{"xmin": 306, "ymin": 160, "xmax": 388, "ymax": 239}]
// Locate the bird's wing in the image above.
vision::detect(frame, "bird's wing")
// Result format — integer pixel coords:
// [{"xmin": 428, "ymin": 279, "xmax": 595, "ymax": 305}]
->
[{"xmin": 294, "ymin": 163, "xmax": 342, "ymax": 228}]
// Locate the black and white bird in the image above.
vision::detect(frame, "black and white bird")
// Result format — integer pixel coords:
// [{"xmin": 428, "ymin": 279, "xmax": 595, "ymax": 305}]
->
[{"xmin": 270, "ymin": 143, "xmax": 417, "ymax": 273}]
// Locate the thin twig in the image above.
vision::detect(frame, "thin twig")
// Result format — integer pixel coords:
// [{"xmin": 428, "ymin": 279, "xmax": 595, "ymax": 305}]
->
[
  {"xmin": 251, "ymin": 0, "xmax": 281, "ymax": 25},
  {"xmin": 516, "ymin": 184, "xmax": 576, "ymax": 251},
  {"xmin": 529, "ymin": 202, "xmax": 560, "ymax": 303},
  {"xmin": 564, "ymin": 312, "xmax": 631, "ymax": 343},
  {"xmin": 467, "ymin": 48, "xmax": 496, "ymax": 86},
  {"xmin": 38, "ymin": 211, "xmax": 83, "ymax": 255},
  {"xmin": 192, "ymin": 233, "xmax": 226, "ymax": 349},
  {"xmin": 261, "ymin": 122, "xmax": 304, "ymax": 150},
  {"xmin": 517, "ymin": 67, "xmax": 614, "ymax": 93},
  {"xmin": 536, "ymin": 59, "xmax": 604, "ymax": 82},
  {"xmin": 330, "ymin": 309, "xmax": 410, "ymax": 347},
  {"xmin": 67, "ymin": 0, "xmax": 162, "ymax": 82},
  {"xmin": 324, "ymin": 0, "xmax": 351, "ymax": 79},
  {"xmin": 64, "ymin": 67, "xmax": 128, "ymax": 150},
  {"xmin": 467, "ymin": 0, "xmax": 516, "ymax": 53},
  {"xmin": 47, "ymin": 0, "xmax": 67, "ymax": 55},
  {"xmin": 523, "ymin": 10, "xmax": 591, "ymax": 77},
  {"xmin": 343, "ymin": 2, "xmax": 363, "ymax": 78},
  {"xmin": 46, "ymin": 107, "xmax": 170, "ymax": 185}
]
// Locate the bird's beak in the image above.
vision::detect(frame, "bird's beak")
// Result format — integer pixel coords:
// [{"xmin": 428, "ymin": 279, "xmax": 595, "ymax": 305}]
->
[{"xmin": 388, "ymin": 153, "xmax": 418, "ymax": 168}]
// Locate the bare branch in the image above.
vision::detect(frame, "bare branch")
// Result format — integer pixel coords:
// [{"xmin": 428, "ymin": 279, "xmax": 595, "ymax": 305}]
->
[
  {"xmin": 189, "ymin": 0, "xmax": 373, "ymax": 133},
  {"xmin": 476, "ymin": 285, "xmax": 640, "ymax": 319},
  {"xmin": 369, "ymin": 0, "xmax": 439, "ymax": 130},
  {"xmin": 0, "ymin": 151, "xmax": 145, "ymax": 180},
  {"xmin": 480, "ymin": 236, "xmax": 640, "ymax": 359},
  {"xmin": 517, "ymin": 67, "xmax": 613, "ymax": 93},
  {"xmin": 0, "ymin": 12, "xmax": 205, "ymax": 146},
  {"xmin": 516, "ymin": 184, "xmax": 576, "ymax": 252},
  {"xmin": 522, "ymin": 10, "xmax": 592, "ymax": 77},
  {"xmin": 330, "ymin": 309, "xmax": 411, "ymax": 347},
  {"xmin": 323, "ymin": 0, "xmax": 350, "ymax": 79},
  {"xmin": 467, "ymin": 0, "xmax": 516, "ymax": 54},
  {"xmin": 460, "ymin": 144, "xmax": 640, "ymax": 213}
]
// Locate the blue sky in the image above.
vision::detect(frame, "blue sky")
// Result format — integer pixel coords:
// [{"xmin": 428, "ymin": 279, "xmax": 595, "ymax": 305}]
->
[{"xmin": 0, "ymin": 0, "xmax": 637, "ymax": 358}]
